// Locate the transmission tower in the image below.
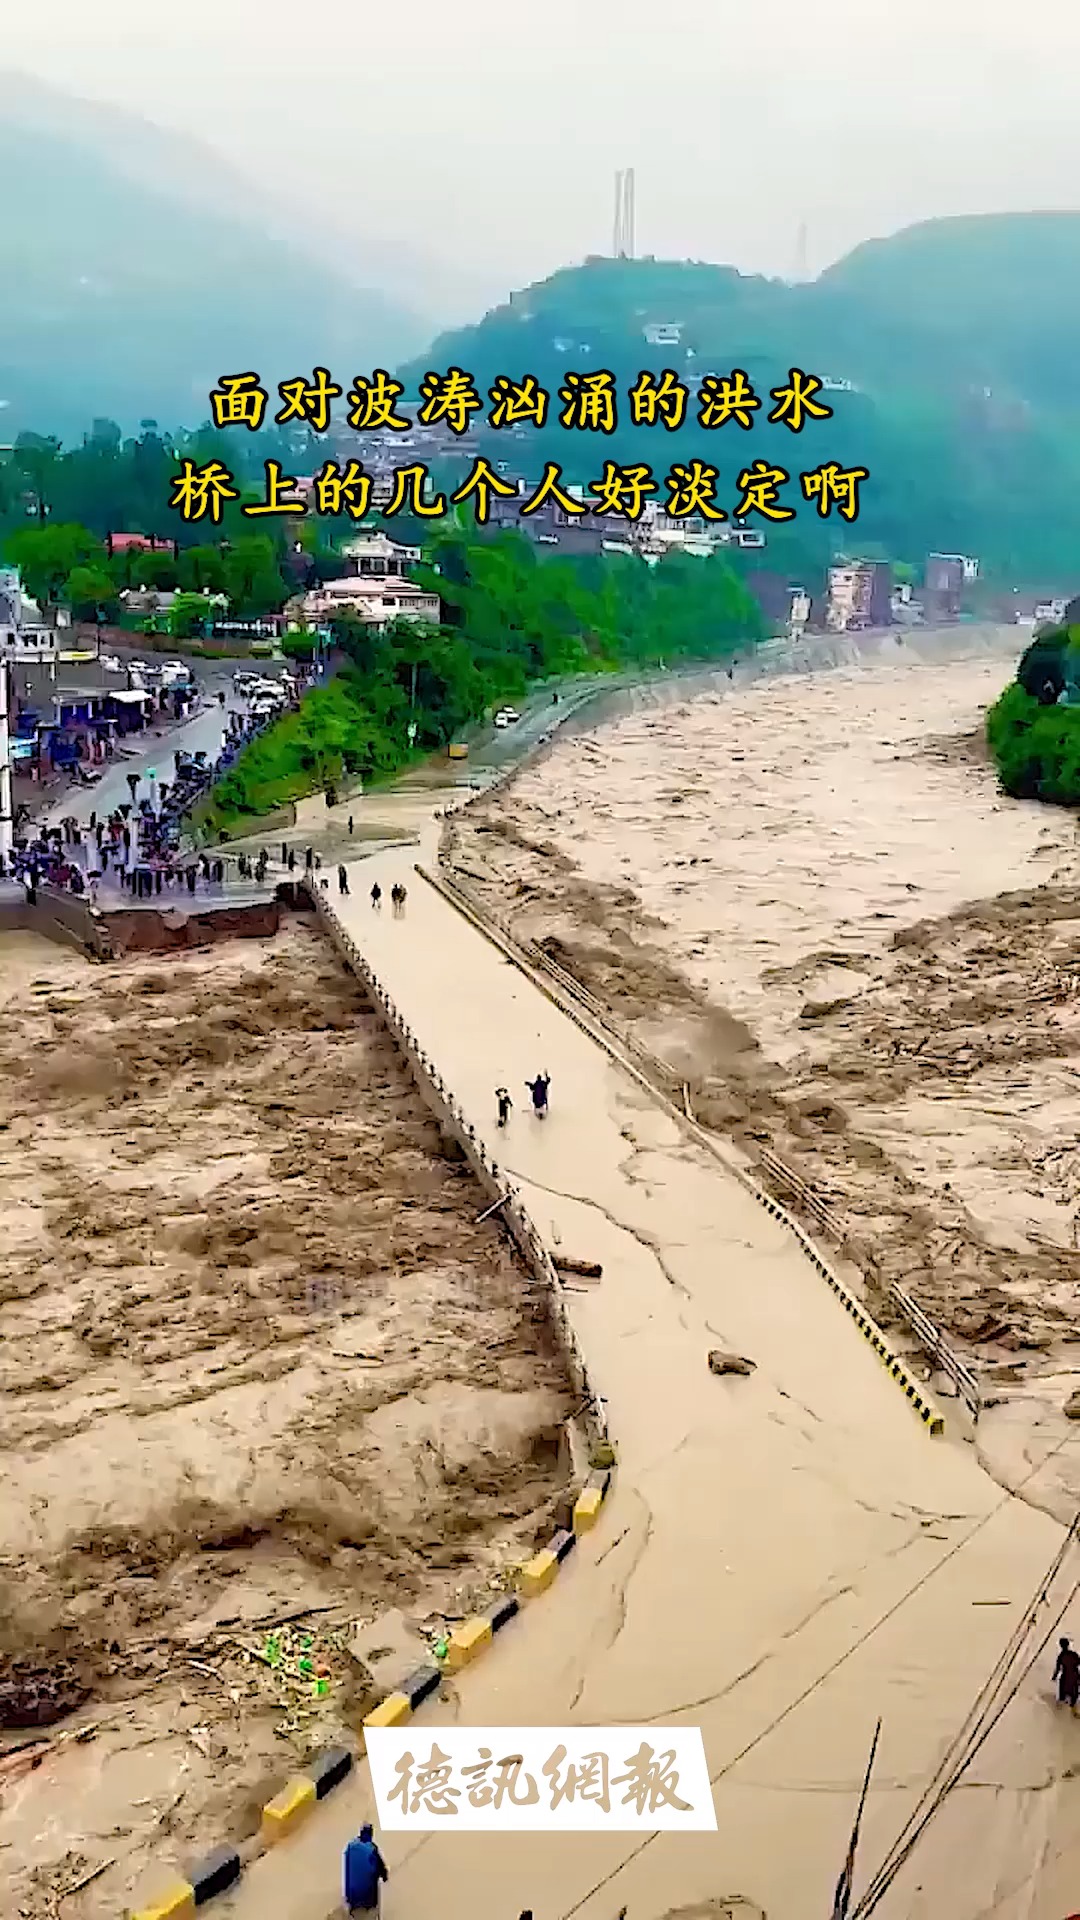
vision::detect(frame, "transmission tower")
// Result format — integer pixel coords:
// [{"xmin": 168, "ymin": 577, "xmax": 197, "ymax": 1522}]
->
[{"xmin": 613, "ymin": 168, "xmax": 636, "ymax": 258}]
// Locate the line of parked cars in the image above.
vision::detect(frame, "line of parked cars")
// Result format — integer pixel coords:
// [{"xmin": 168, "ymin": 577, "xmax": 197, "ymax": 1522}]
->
[{"xmin": 232, "ymin": 669, "xmax": 295, "ymax": 722}]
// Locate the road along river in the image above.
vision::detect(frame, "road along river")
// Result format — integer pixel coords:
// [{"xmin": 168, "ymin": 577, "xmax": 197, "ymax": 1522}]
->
[{"xmin": 212, "ymin": 673, "xmax": 1080, "ymax": 1920}]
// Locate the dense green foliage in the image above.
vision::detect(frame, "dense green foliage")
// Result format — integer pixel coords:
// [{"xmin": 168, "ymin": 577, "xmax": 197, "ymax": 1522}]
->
[
  {"xmin": 402, "ymin": 238, "xmax": 1080, "ymax": 583},
  {"xmin": 202, "ymin": 530, "xmax": 766, "ymax": 829},
  {"xmin": 987, "ymin": 623, "xmax": 1080, "ymax": 804},
  {"xmin": 1, "ymin": 494, "xmax": 293, "ymax": 626}
]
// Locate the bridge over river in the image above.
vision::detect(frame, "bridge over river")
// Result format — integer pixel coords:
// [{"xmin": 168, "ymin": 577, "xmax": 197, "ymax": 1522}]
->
[{"xmin": 207, "ymin": 773, "xmax": 1079, "ymax": 1920}]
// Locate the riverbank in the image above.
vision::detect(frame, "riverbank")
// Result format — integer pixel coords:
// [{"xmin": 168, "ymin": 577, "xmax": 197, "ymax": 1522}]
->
[{"xmin": 444, "ymin": 634, "xmax": 1080, "ymax": 1512}]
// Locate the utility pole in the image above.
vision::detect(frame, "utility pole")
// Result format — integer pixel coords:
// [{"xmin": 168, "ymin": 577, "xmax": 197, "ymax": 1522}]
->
[
  {"xmin": 831, "ymin": 1718, "xmax": 881, "ymax": 1919},
  {"xmin": 613, "ymin": 168, "xmax": 636, "ymax": 258}
]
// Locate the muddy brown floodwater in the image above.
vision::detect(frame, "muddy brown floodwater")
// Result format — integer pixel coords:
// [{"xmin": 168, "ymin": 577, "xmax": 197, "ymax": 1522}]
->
[
  {"xmin": 0, "ymin": 922, "xmax": 569, "ymax": 1918},
  {"xmin": 446, "ymin": 645, "xmax": 1080, "ymax": 1516}
]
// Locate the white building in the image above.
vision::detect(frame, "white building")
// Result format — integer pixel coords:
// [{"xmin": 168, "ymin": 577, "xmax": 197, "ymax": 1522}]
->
[
  {"xmin": 0, "ymin": 566, "xmax": 58, "ymax": 662},
  {"xmin": 643, "ymin": 322, "xmax": 683, "ymax": 347},
  {"xmin": 339, "ymin": 530, "xmax": 421, "ymax": 578},
  {"xmin": 296, "ymin": 576, "xmax": 441, "ymax": 629}
]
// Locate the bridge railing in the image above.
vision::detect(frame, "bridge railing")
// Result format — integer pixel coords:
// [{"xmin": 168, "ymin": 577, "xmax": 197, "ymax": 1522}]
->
[{"xmin": 427, "ymin": 861, "xmax": 981, "ymax": 1426}]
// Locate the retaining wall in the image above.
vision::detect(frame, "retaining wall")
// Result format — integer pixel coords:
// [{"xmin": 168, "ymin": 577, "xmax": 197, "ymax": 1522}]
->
[
  {"xmin": 0, "ymin": 883, "xmax": 113, "ymax": 959},
  {"xmin": 101, "ymin": 898, "xmax": 282, "ymax": 953}
]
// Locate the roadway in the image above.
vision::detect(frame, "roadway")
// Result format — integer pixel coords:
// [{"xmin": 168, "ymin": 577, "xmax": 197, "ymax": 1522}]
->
[
  {"xmin": 203, "ymin": 803, "xmax": 1080, "ymax": 1920},
  {"xmin": 39, "ymin": 696, "xmax": 236, "ymax": 830}
]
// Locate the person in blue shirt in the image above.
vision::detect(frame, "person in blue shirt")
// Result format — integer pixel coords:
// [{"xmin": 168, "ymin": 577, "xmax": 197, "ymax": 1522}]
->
[{"xmin": 344, "ymin": 1823, "xmax": 389, "ymax": 1915}]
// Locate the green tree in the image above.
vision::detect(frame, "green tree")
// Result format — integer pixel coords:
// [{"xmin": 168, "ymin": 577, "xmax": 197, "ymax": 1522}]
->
[
  {"xmin": 64, "ymin": 564, "xmax": 119, "ymax": 622},
  {"xmin": 281, "ymin": 626, "xmax": 317, "ymax": 661},
  {"xmin": 3, "ymin": 522, "xmax": 104, "ymax": 607},
  {"xmin": 12, "ymin": 432, "xmax": 62, "ymax": 520},
  {"xmin": 222, "ymin": 535, "xmax": 290, "ymax": 617},
  {"xmin": 177, "ymin": 544, "xmax": 228, "ymax": 594},
  {"xmin": 169, "ymin": 591, "xmax": 212, "ymax": 639}
]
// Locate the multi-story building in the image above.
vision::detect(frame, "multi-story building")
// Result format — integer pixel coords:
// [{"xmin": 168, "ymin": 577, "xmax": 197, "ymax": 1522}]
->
[
  {"xmin": 826, "ymin": 560, "xmax": 893, "ymax": 632},
  {"xmin": 295, "ymin": 576, "xmax": 441, "ymax": 629},
  {"xmin": 923, "ymin": 552, "xmax": 977, "ymax": 620},
  {"xmin": 0, "ymin": 566, "xmax": 59, "ymax": 663}
]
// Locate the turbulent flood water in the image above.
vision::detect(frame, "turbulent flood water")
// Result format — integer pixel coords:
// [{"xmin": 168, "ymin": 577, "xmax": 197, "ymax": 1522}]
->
[
  {"xmin": 541, "ymin": 647, "xmax": 1073, "ymax": 1060},
  {"xmin": 451, "ymin": 629, "xmax": 1080, "ymax": 1513}
]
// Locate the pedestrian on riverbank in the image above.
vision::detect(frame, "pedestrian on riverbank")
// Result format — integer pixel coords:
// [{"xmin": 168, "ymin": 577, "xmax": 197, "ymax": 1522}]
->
[
  {"xmin": 496, "ymin": 1087, "xmax": 512, "ymax": 1127},
  {"xmin": 371, "ymin": 882, "xmax": 382, "ymax": 910},
  {"xmin": 338, "ymin": 865, "xmax": 349, "ymax": 895},
  {"xmin": 344, "ymin": 1823, "xmax": 388, "ymax": 1916},
  {"xmin": 526, "ymin": 1072, "xmax": 551, "ymax": 1119},
  {"xmin": 348, "ymin": 815, "xmax": 354, "ymax": 835},
  {"xmin": 1054, "ymin": 1637, "xmax": 1080, "ymax": 1708}
]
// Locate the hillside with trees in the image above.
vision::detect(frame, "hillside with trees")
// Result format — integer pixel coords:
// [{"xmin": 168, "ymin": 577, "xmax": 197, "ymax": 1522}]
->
[{"xmin": 401, "ymin": 223, "xmax": 1080, "ymax": 583}]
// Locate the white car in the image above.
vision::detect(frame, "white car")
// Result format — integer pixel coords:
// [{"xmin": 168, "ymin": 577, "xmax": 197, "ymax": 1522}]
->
[{"xmin": 494, "ymin": 707, "xmax": 521, "ymax": 729}]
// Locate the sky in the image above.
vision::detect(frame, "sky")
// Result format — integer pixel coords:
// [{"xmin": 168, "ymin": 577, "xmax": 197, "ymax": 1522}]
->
[{"xmin": 6, "ymin": 0, "xmax": 1080, "ymax": 324}]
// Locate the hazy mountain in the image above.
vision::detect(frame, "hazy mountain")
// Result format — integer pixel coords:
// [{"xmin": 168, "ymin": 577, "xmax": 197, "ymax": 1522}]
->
[
  {"xmin": 0, "ymin": 76, "xmax": 435, "ymax": 438},
  {"xmin": 816, "ymin": 211, "xmax": 1080, "ymax": 409},
  {"xmin": 1, "ymin": 73, "xmax": 493, "ymax": 332}
]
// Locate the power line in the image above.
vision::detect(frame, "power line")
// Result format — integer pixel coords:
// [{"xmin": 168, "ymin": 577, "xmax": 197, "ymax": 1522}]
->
[{"xmin": 852, "ymin": 1516, "xmax": 1080, "ymax": 1916}]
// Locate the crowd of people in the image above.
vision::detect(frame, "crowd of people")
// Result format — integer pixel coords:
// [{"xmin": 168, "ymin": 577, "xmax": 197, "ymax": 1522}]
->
[{"xmin": 3, "ymin": 677, "xmax": 303, "ymax": 907}]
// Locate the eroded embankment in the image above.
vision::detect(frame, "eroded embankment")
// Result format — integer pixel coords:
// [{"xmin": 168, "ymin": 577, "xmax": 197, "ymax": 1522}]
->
[
  {"xmin": 444, "ymin": 654, "xmax": 1080, "ymax": 1406},
  {"xmin": 0, "ymin": 923, "xmax": 569, "ymax": 1917}
]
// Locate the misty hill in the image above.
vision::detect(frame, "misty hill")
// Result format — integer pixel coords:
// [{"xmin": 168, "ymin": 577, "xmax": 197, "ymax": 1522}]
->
[
  {"xmin": 402, "ymin": 218, "xmax": 1080, "ymax": 581},
  {"xmin": 0, "ymin": 79, "xmax": 429, "ymax": 438}
]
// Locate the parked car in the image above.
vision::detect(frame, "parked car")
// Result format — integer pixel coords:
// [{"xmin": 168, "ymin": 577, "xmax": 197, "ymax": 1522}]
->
[{"xmin": 494, "ymin": 706, "xmax": 521, "ymax": 729}]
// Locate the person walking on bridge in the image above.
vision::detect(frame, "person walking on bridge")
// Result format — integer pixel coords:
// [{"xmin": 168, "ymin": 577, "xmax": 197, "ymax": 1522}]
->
[
  {"xmin": 371, "ymin": 881, "xmax": 382, "ymax": 910},
  {"xmin": 344, "ymin": 1822, "xmax": 389, "ymax": 1916},
  {"xmin": 338, "ymin": 864, "xmax": 349, "ymax": 895},
  {"xmin": 526, "ymin": 1072, "xmax": 551, "ymax": 1119},
  {"xmin": 496, "ymin": 1087, "xmax": 512, "ymax": 1128},
  {"xmin": 1054, "ymin": 1636, "xmax": 1080, "ymax": 1708}
]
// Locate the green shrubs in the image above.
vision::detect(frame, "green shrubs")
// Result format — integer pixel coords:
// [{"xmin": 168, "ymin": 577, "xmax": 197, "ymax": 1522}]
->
[{"xmin": 986, "ymin": 679, "xmax": 1080, "ymax": 804}]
